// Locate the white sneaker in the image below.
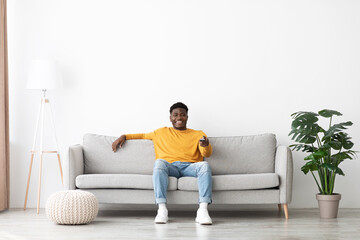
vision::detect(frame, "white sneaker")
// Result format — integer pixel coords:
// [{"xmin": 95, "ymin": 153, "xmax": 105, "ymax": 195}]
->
[
  {"xmin": 154, "ymin": 209, "xmax": 168, "ymax": 224},
  {"xmin": 195, "ymin": 208, "xmax": 212, "ymax": 225}
]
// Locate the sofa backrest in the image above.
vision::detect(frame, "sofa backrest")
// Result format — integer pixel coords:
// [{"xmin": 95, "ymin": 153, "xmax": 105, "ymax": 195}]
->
[
  {"xmin": 82, "ymin": 133, "xmax": 276, "ymax": 175},
  {"xmin": 83, "ymin": 133, "xmax": 155, "ymax": 174},
  {"xmin": 207, "ymin": 134, "xmax": 276, "ymax": 175}
]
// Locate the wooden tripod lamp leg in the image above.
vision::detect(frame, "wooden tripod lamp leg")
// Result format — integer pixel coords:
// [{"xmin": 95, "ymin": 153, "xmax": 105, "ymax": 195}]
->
[
  {"xmin": 57, "ymin": 154, "xmax": 63, "ymax": 185},
  {"xmin": 49, "ymin": 101, "xmax": 63, "ymax": 185},
  {"xmin": 24, "ymin": 153, "xmax": 35, "ymax": 210}
]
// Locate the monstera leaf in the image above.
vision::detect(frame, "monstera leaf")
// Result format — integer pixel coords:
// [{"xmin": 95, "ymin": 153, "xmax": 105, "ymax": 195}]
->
[
  {"xmin": 331, "ymin": 151, "xmax": 356, "ymax": 163},
  {"xmin": 323, "ymin": 121, "xmax": 353, "ymax": 139},
  {"xmin": 289, "ymin": 144, "xmax": 316, "ymax": 153},
  {"xmin": 335, "ymin": 132, "xmax": 354, "ymax": 150},
  {"xmin": 304, "ymin": 150, "xmax": 328, "ymax": 161},
  {"xmin": 318, "ymin": 109, "xmax": 342, "ymax": 118},
  {"xmin": 289, "ymin": 112, "xmax": 323, "ymax": 144},
  {"xmin": 301, "ymin": 161, "xmax": 319, "ymax": 174}
]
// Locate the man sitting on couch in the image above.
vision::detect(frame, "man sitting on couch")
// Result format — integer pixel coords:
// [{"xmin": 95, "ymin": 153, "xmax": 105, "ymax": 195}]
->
[{"xmin": 112, "ymin": 102, "xmax": 213, "ymax": 225}]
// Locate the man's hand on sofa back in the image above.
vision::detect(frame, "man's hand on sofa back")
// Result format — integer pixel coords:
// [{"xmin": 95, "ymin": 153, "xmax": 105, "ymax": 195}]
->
[{"xmin": 112, "ymin": 135, "xmax": 126, "ymax": 152}]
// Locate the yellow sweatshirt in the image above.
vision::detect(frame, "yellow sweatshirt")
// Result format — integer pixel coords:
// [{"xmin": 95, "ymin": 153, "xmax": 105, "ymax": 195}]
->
[{"xmin": 125, "ymin": 127, "xmax": 212, "ymax": 163}]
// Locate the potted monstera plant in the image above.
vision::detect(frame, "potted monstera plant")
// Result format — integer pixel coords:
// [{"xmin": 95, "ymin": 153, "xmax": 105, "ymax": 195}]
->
[{"xmin": 289, "ymin": 109, "xmax": 356, "ymax": 218}]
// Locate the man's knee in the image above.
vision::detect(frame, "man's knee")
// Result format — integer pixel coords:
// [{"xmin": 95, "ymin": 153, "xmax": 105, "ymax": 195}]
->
[
  {"xmin": 153, "ymin": 159, "xmax": 168, "ymax": 170},
  {"xmin": 199, "ymin": 161, "xmax": 212, "ymax": 174}
]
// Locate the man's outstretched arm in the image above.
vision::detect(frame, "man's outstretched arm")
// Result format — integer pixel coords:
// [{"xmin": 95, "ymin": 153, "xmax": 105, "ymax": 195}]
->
[{"xmin": 112, "ymin": 132, "xmax": 155, "ymax": 152}]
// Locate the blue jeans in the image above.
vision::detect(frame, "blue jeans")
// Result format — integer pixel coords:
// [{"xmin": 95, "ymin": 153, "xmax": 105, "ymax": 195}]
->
[{"xmin": 153, "ymin": 159, "xmax": 212, "ymax": 204}]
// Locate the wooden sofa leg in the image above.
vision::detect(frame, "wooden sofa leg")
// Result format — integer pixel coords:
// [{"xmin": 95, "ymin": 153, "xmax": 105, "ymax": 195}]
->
[
  {"xmin": 278, "ymin": 204, "xmax": 281, "ymax": 212},
  {"xmin": 284, "ymin": 204, "xmax": 289, "ymax": 219}
]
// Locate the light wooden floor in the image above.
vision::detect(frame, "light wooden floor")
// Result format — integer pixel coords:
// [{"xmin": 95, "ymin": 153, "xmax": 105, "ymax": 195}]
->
[{"xmin": 0, "ymin": 208, "xmax": 360, "ymax": 240}]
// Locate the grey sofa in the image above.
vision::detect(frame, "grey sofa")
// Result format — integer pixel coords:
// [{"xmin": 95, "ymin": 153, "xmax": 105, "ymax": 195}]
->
[{"xmin": 64, "ymin": 133, "xmax": 293, "ymax": 218}]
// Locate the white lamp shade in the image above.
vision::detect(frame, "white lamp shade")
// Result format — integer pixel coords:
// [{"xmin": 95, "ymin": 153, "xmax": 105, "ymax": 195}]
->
[{"xmin": 27, "ymin": 60, "xmax": 62, "ymax": 90}]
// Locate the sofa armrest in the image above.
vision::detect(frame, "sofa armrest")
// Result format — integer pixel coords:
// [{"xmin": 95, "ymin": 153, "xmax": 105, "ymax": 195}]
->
[
  {"xmin": 64, "ymin": 144, "xmax": 84, "ymax": 190},
  {"xmin": 275, "ymin": 145, "xmax": 293, "ymax": 204}
]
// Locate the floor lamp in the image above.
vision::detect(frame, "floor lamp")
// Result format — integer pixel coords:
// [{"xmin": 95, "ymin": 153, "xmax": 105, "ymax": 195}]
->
[{"xmin": 24, "ymin": 60, "xmax": 63, "ymax": 214}]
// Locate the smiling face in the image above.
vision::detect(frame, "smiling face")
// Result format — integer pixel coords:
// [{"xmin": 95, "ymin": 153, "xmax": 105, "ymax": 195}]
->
[{"xmin": 170, "ymin": 107, "xmax": 188, "ymax": 130}]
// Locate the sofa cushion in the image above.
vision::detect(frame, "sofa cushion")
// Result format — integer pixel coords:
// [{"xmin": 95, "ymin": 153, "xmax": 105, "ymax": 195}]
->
[
  {"xmin": 83, "ymin": 133, "xmax": 155, "ymax": 174},
  {"xmin": 177, "ymin": 173, "xmax": 279, "ymax": 191},
  {"xmin": 207, "ymin": 134, "xmax": 276, "ymax": 174},
  {"xmin": 76, "ymin": 174, "xmax": 178, "ymax": 190}
]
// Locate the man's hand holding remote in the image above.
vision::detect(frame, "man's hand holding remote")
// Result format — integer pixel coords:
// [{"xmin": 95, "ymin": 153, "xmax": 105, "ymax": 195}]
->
[{"xmin": 199, "ymin": 136, "xmax": 209, "ymax": 147}]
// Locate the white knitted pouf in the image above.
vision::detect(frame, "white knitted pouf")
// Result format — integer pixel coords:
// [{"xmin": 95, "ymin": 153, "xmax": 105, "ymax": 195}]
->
[{"xmin": 46, "ymin": 190, "xmax": 98, "ymax": 225}]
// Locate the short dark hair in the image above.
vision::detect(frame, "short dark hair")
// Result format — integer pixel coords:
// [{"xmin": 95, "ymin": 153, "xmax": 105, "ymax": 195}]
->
[{"xmin": 170, "ymin": 102, "xmax": 188, "ymax": 114}]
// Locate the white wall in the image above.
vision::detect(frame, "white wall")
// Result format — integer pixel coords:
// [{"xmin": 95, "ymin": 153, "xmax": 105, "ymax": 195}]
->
[{"xmin": 7, "ymin": 0, "xmax": 360, "ymax": 208}]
